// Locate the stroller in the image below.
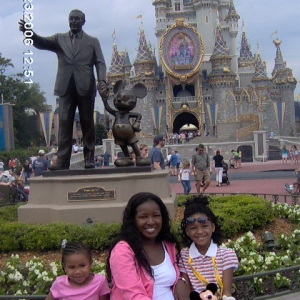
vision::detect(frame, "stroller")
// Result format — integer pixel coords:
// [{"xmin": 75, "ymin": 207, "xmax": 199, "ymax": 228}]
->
[
  {"xmin": 9, "ymin": 182, "xmax": 29, "ymax": 203},
  {"xmin": 220, "ymin": 162, "xmax": 230, "ymax": 186}
]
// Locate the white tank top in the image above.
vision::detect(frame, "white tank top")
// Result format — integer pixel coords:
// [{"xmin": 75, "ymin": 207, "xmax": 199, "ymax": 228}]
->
[{"xmin": 151, "ymin": 244, "xmax": 177, "ymax": 300}]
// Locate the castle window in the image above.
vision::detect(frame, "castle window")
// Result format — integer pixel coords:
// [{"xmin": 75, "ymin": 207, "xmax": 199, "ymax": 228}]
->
[
  {"xmin": 175, "ymin": 3, "xmax": 180, "ymax": 11},
  {"xmin": 205, "ymin": 16, "xmax": 209, "ymax": 23}
]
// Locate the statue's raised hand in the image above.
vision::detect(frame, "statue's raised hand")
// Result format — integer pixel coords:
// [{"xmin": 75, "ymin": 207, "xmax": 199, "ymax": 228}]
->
[{"xmin": 18, "ymin": 19, "xmax": 26, "ymax": 33}]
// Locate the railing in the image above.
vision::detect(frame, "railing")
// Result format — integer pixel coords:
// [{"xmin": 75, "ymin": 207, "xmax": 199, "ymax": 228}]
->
[
  {"xmin": 1, "ymin": 265, "xmax": 299, "ymax": 300},
  {"xmin": 233, "ymin": 265, "xmax": 300, "ymax": 300},
  {"xmin": 269, "ymin": 137, "xmax": 300, "ymax": 150},
  {"xmin": 70, "ymin": 145, "xmax": 103, "ymax": 167},
  {"xmin": 182, "ymin": 192, "xmax": 300, "ymax": 205}
]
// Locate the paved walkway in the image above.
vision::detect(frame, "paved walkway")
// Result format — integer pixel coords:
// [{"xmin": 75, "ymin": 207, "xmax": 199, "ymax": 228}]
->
[
  {"xmin": 171, "ymin": 160, "xmax": 300, "ymax": 299},
  {"xmin": 170, "ymin": 160, "xmax": 299, "ymax": 198}
]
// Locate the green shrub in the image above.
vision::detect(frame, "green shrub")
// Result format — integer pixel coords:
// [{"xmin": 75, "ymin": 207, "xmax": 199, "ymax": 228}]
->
[
  {"xmin": 0, "ymin": 195, "xmax": 275, "ymax": 252},
  {"xmin": 0, "ymin": 204, "xmax": 20, "ymax": 222},
  {"xmin": 174, "ymin": 194, "xmax": 275, "ymax": 238}
]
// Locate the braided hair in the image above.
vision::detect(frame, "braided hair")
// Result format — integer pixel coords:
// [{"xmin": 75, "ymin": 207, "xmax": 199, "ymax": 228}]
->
[
  {"xmin": 61, "ymin": 241, "xmax": 92, "ymax": 274},
  {"xmin": 180, "ymin": 195, "xmax": 222, "ymax": 247},
  {"xmin": 106, "ymin": 192, "xmax": 180, "ymax": 283}
]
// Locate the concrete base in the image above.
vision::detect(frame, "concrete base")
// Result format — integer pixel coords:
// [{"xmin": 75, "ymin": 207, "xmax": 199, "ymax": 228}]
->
[{"xmin": 18, "ymin": 170, "xmax": 176, "ymax": 224}]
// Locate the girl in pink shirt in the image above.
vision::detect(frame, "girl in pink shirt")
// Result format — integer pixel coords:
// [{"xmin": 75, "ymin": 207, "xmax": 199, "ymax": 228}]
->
[
  {"xmin": 107, "ymin": 192, "xmax": 189, "ymax": 300},
  {"xmin": 46, "ymin": 241, "xmax": 110, "ymax": 300}
]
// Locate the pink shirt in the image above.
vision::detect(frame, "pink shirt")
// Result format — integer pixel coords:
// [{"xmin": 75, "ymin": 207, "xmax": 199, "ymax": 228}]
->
[
  {"xmin": 109, "ymin": 241, "xmax": 180, "ymax": 300},
  {"xmin": 50, "ymin": 274, "xmax": 110, "ymax": 300}
]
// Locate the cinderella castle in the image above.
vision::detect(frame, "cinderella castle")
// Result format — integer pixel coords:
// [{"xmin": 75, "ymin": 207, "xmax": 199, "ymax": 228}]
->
[{"xmin": 104, "ymin": 0, "xmax": 297, "ymax": 140}]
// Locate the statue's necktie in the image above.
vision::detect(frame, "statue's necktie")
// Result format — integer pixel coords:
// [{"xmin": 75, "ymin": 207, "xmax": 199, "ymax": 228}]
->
[{"xmin": 71, "ymin": 34, "xmax": 78, "ymax": 53}]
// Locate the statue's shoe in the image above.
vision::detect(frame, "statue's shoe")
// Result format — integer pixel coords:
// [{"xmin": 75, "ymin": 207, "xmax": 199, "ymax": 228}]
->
[
  {"xmin": 84, "ymin": 162, "xmax": 95, "ymax": 169},
  {"xmin": 114, "ymin": 157, "xmax": 134, "ymax": 167},
  {"xmin": 136, "ymin": 157, "xmax": 151, "ymax": 166}
]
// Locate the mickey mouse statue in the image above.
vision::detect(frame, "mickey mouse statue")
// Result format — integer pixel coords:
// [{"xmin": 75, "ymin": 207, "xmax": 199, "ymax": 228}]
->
[
  {"xmin": 100, "ymin": 80, "xmax": 151, "ymax": 167},
  {"xmin": 189, "ymin": 283, "xmax": 235, "ymax": 300}
]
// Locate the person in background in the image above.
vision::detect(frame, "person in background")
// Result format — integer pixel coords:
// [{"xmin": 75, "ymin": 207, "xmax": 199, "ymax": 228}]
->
[
  {"xmin": 294, "ymin": 145, "xmax": 299, "ymax": 164},
  {"xmin": 169, "ymin": 151, "xmax": 177, "ymax": 176},
  {"xmin": 130, "ymin": 151, "xmax": 136, "ymax": 165},
  {"xmin": 230, "ymin": 150, "xmax": 239, "ymax": 169},
  {"xmin": 32, "ymin": 150, "xmax": 49, "ymax": 176},
  {"xmin": 45, "ymin": 241, "xmax": 109, "ymax": 300},
  {"xmin": 289, "ymin": 145, "xmax": 295, "ymax": 165},
  {"xmin": 179, "ymin": 195, "xmax": 239, "ymax": 300},
  {"xmin": 237, "ymin": 149, "xmax": 242, "ymax": 168},
  {"xmin": 22, "ymin": 160, "xmax": 32, "ymax": 185},
  {"xmin": 107, "ymin": 192, "xmax": 189, "ymax": 300},
  {"xmin": 213, "ymin": 150, "xmax": 224, "ymax": 187},
  {"xmin": 178, "ymin": 160, "xmax": 192, "ymax": 195},
  {"xmin": 102, "ymin": 151, "xmax": 111, "ymax": 167},
  {"xmin": 175, "ymin": 150, "xmax": 182, "ymax": 175},
  {"xmin": 50, "ymin": 155, "xmax": 58, "ymax": 167},
  {"xmin": 139, "ymin": 144, "xmax": 149, "ymax": 158},
  {"xmin": 148, "ymin": 134, "xmax": 166, "ymax": 170},
  {"xmin": 192, "ymin": 144, "xmax": 211, "ymax": 195},
  {"xmin": 0, "ymin": 160, "xmax": 4, "ymax": 172},
  {"xmin": 8, "ymin": 158, "xmax": 15, "ymax": 172},
  {"xmin": 281, "ymin": 145, "xmax": 288, "ymax": 164}
]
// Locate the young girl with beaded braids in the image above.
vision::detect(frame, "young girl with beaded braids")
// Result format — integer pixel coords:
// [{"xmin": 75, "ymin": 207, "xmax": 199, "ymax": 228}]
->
[
  {"xmin": 45, "ymin": 241, "xmax": 110, "ymax": 300},
  {"xmin": 178, "ymin": 195, "xmax": 239, "ymax": 300}
]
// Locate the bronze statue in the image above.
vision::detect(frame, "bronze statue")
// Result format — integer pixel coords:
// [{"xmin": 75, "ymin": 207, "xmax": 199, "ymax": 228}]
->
[
  {"xmin": 19, "ymin": 9, "xmax": 108, "ymax": 170},
  {"xmin": 100, "ymin": 81, "xmax": 150, "ymax": 167}
]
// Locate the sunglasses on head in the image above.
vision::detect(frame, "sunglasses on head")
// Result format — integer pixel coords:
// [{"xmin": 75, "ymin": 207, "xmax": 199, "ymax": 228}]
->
[{"xmin": 185, "ymin": 216, "xmax": 210, "ymax": 225}]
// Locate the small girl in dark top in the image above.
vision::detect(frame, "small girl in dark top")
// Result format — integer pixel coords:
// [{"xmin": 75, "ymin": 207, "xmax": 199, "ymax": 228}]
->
[{"xmin": 213, "ymin": 150, "xmax": 224, "ymax": 187}]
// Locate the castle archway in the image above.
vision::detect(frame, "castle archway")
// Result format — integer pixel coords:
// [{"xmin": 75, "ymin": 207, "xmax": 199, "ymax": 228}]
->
[{"xmin": 173, "ymin": 112, "xmax": 199, "ymax": 133}]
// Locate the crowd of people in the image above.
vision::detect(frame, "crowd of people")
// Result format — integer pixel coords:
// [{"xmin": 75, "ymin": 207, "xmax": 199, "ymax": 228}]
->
[
  {"xmin": 45, "ymin": 193, "xmax": 238, "ymax": 300},
  {"xmin": 148, "ymin": 134, "xmax": 242, "ymax": 196},
  {"xmin": 281, "ymin": 144, "xmax": 299, "ymax": 164}
]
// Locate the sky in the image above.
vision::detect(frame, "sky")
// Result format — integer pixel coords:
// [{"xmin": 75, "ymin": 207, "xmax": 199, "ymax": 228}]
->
[{"xmin": 0, "ymin": 0, "xmax": 299, "ymax": 112}]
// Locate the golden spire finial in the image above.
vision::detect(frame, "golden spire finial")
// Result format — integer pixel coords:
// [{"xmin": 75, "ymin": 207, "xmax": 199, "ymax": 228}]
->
[{"xmin": 273, "ymin": 38, "xmax": 282, "ymax": 47}]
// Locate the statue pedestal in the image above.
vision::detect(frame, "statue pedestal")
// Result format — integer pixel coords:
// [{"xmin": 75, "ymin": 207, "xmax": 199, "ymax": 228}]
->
[{"xmin": 18, "ymin": 169, "xmax": 176, "ymax": 224}]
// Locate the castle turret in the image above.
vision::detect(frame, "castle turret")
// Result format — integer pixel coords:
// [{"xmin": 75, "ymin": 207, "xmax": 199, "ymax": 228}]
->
[
  {"xmin": 271, "ymin": 39, "xmax": 297, "ymax": 135},
  {"xmin": 121, "ymin": 49, "xmax": 132, "ymax": 82},
  {"xmin": 132, "ymin": 26, "xmax": 160, "ymax": 134},
  {"xmin": 133, "ymin": 27, "xmax": 156, "ymax": 76},
  {"xmin": 152, "ymin": 0, "xmax": 168, "ymax": 46},
  {"xmin": 238, "ymin": 22, "xmax": 256, "ymax": 87},
  {"xmin": 208, "ymin": 23, "xmax": 236, "ymax": 126},
  {"xmin": 107, "ymin": 41, "xmax": 125, "ymax": 84},
  {"xmin": 224, "ymin": 0, "xmax": 240, "ymax": 76}
]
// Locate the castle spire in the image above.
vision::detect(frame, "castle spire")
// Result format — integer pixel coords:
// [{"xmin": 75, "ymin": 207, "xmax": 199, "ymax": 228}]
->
[
  {"xmin": 272, "ymin": 38, "xmax": 286, "ymax": 76},
  {"xmin": 212, "ymin": 24, "xmax": 229, "ymax": 56},
  {"xmin": 239, "ymin": 24, "xmax": 253, "ymax": 59},
  {"xmin": 108, "ymin": 42, "xmax": 124, "ymax": 76},
  {"xmin": 225, "ymin": 0, "xmax": 240, "ymax": 21},
  {"xmin": 134, "ymin": 27, "xmax": 155, "ymax": 64},
  {"xmin": 252, "ymin": 44, "xmax": 268, "ymax": 80}
]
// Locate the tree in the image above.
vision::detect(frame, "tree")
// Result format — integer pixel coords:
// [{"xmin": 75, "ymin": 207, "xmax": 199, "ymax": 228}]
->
[
  {"xmin": 95, "ymin": 123, "xmax": 107, "ymax": 145},
  {"xmin": 0, "ymin": 53, "xmax": 47, "ymax": 148}
]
